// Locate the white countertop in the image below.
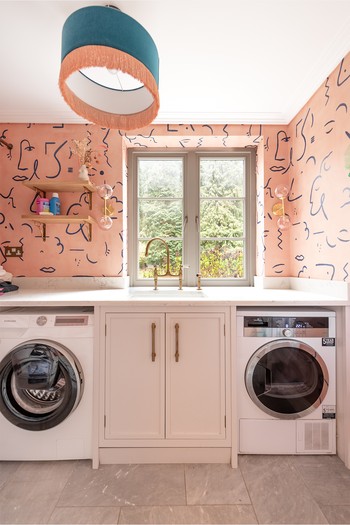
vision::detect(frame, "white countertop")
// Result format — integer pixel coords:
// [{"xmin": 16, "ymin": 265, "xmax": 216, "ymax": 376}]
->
[{"xmin": 0, "ymin": 285, "xmax": 348, "ymax": 308}]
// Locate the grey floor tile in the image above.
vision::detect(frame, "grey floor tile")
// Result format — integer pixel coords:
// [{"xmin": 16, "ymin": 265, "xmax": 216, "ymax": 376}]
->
[
  {"xmin": 288, "ymin": 454, "xmax": 338, "ymax": 467},
  {"xmin": 48, "ymin": 506, "xmax": 120, "ymax": 524},
  {"xmin": 0, "ymin": 461, "xmax": 77, "ymax": 524},
  {"xmin": 239, "ymin": 455, "xmax": 328, "ymax": 524},
  {"xmin": 290, "ymin": 454, "xmax": 350, "ymax": 505},
  {"xmin": 185, "ymin": 463, "xmax": 251, "ymax": 505},
  {"xmin": 12, "ymin": 460, "xmax": 77, "ymax": 482},
  {"xmin": 119, "ymin": 504, "xmax": 257, "ymax": 524},
  {"xmin": 320, "ymin": 505, "xmax": 350, "ymax": 524},
  {"xmin": 57, "ymin": 462, "xmax": 186, "ymax": 507},
  {"xmin": 0, "ymin": 479, "xmax": 65, "ymax": 524},
  {"xmin": 0, "ymin": 461, "xmax": 21, "ymax": 490}
]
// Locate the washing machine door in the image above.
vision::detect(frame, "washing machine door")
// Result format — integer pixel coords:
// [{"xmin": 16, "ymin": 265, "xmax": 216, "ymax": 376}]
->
[
  {"xmin": 245, "ymin": 339, "xmax": 329, "ymax": 419},
  {"xmin": 0, "ymin": 339, "xmax": 83, "ymax": 431}
]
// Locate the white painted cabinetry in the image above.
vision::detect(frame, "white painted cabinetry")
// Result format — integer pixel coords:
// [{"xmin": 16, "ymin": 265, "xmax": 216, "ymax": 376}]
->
[
  {"xmin": 101, "ymin": 307, "xmax": 229, "ymax": 460},
  {"xmin": 165, "ymin": 313, "xmax": 226, "ymax": 440},
  {"xmin": 105, "ymin": 312, "xmax": 165, "ymax": 440}
]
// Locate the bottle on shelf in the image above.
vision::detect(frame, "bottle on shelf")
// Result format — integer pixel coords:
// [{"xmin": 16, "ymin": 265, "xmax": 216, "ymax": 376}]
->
[{"xmin": 49, "ymin": 193, "xmax": 61, "ymax": 215}]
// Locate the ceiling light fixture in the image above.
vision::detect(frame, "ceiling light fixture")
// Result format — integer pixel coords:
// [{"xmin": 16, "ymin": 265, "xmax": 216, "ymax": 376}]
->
[{"xmin": 58, "ymin": 5, "xmax": 160, "ymax": 130}]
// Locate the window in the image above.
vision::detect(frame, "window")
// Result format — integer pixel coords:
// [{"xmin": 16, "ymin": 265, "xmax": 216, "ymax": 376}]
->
[{"xmin": 128, "ymin": 149, "xmax": 256, "ymax": 286}]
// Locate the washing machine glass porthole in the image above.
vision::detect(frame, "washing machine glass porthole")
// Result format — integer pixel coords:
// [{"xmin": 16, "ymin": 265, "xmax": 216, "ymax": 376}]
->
[
  {"xmin": 245, "ymin": 339, "xmax": 329, "ymax": 420},
  {"xmin": 0, "ymin": 340, "xmax": 83, "ymax": 431}
]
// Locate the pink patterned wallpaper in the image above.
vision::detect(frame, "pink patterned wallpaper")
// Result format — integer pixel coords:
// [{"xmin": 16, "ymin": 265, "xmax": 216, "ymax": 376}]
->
[
  {"xmin": 287, "ymin": 54, "xmax": 350, "ymax": 281},
  {"xmin": 0, "ymin": 53, "xmax": 348, "ymax": 281}
]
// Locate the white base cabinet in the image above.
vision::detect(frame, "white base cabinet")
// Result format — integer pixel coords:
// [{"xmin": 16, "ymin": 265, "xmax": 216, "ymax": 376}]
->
[
  {"xmin": 105, "ymin": 313, "xmax": 165, "ymax": 440},
  {"xmin": 165, "ymin": 313, "xmax": 226, "ymax": 440},
  {"xmin": 100, "ymin": 307, "xmax": 230, "ymax": 452}
]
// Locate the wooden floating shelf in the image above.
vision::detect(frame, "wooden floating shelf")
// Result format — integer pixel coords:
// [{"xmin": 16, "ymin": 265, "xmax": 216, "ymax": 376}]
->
[
  {"xmin": 22, "ymin": 214, "xmax": 94, "ymax": 224},
  {"xmin": 22, "ymin": 181, "xmax": 96, "ymax": 210},
  {"xmin": 22, "ymin": 181, "xmax": 97, "ymax": 193},
  {"xmin": 22, "ymin": 215, "xmax": 95, "ymax": 242}
]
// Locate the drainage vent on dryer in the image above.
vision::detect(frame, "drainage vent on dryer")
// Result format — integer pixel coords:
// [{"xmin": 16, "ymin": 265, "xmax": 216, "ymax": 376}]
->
[{"xmin": 297, "ymin": 421, "xmax": 332, "ymax": 453}]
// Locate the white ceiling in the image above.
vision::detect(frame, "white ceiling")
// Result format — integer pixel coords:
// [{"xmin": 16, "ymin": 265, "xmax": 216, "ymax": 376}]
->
[{"xmin": 0, "ymin": 0, "xmax": 349, "ymax": 126}]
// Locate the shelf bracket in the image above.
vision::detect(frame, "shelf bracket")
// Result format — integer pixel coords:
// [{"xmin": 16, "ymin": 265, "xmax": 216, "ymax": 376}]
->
[
  {"xmin": 84, "ymin": 222, "xmax": 92, "ymax": 242},
  {"xmin": 34, "ymin": 221, "xmax": 47, "ymax": 241}
]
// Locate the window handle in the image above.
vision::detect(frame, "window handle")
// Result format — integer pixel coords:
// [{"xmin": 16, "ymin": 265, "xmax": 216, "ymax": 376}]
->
[{"xmin": 183, "ymin": 215, "xmax": 188, "ymax": 232}]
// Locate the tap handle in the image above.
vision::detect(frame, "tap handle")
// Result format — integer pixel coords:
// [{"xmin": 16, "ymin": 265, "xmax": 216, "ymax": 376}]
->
[
  {"xmin": 196, "ymin": 272, "xmax": 202, "ymax": 290},
  {"xmin": 178, "ymin": 264, "xmax": 189, "ymax": 290},
  {"xmin": 153, "ymin": 266, "xmax": 158, "ymax": 290},
  {"xmin": 178, "ymin": 266, "xmax": 183, "ymax": 290}
]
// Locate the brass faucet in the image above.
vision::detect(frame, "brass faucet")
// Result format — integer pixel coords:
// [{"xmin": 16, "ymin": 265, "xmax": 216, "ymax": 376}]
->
[{"xmin": 145, "ymin": 237, "xmax": 182, "ymax": 289}]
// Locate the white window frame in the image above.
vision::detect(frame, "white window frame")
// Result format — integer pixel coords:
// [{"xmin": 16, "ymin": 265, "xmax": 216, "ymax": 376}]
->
[{"xmin": 128, "ymin": 148, "xmax": 256, "ymax": 287}]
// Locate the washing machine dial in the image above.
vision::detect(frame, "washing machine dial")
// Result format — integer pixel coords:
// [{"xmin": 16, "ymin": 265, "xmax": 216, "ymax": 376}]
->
[
  {"xmin": 282, "ymin": 328, "xmax": 292, "ymax": 337},
  {"xmin": 36, "ymin": 315, "xmax": 48, "ymax": 326}
]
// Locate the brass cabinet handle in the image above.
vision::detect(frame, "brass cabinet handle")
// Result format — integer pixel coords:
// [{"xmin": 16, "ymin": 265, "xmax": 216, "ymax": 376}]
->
[
  {"xmin": 175, "ymin": 323, "xmax": 179, "ymax": 362},
  {"xmin": 151, "ymin": 322, "xmax": 156, "ymax": 362}
]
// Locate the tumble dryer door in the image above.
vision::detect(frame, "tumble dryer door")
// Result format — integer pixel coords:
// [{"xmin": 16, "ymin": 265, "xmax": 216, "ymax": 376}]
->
[
  {"xmin": 245, "ymin": 339, "xmax": 329, "ymax": 419},
  {"xmin": 0, "ymin": 339, "xmax": 83, "ymax": 431}
]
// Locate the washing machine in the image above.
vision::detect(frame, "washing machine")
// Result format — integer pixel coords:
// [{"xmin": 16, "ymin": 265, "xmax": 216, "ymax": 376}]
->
[
  {"xmin": 0, "ymin": 307, "xmax": 94, "ymax": 460},
  {"xmin": 237, "ymin": 307, "xmax": 336, "ymax": 455}
]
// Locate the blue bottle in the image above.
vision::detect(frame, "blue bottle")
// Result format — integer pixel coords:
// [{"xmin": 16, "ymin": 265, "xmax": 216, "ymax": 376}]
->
[{"xmin": 49, "ymin": 193, "xmax": 61, "ymax": 215}]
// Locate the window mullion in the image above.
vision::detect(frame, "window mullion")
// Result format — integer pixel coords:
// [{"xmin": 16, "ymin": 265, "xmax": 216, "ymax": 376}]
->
[{"xmin": 183, "ymin": 152, "xmax": 199, "ymax": 286}]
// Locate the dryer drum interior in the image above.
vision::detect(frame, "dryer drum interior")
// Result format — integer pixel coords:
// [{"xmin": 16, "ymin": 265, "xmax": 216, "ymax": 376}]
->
[
  {"xmin": 0, "ymin": 339, "xmax": 83, "ymax": 431},
  {"xmin": 245, "ymin": 339, "xmax": 329, "ymax": 419}
]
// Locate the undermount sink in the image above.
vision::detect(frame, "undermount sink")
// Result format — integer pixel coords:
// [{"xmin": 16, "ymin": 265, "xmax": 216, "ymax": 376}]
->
[{"xmin": 128, "ymin": 288, "xmax": 206, "ymax": 298}]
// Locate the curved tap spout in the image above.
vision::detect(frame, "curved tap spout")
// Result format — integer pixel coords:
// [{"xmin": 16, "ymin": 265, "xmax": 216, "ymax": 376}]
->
[{"xmin": 145, "ymin": 237, "xmax": 172, "ymax": 277}]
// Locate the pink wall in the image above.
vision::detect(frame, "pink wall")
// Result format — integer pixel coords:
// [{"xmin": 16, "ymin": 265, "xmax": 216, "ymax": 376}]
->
[
  {"xmin": 0, "ymin": 53, "xmax": 348, "ymax": 281},
  {"xmin": 0, "ymin": 125, "xmax": 124, "ymax": 277},
  {"xmin": 287, "ymin": 54, "xmax": 350, "ymax": 281}
]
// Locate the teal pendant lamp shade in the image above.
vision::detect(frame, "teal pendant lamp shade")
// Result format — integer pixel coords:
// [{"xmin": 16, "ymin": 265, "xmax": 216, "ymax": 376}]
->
[{"xmin": 59, "ymin": 5, "xmax": 160, "ymax": 130}]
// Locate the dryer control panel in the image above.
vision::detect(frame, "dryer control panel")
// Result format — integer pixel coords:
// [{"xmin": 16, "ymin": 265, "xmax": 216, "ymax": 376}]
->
[{"xmin": 243, "ymin": 316, "xmax": 330, "ymax": 338}]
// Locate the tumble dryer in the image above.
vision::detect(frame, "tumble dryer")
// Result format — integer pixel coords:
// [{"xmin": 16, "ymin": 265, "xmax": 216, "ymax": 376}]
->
[
  {"xmin": 237, "ymin": 307, "xmax": 336, "ymax": 455},
  {"xmin": 0, "ymin": 307, "xmax": 94, "ymax": 460}
]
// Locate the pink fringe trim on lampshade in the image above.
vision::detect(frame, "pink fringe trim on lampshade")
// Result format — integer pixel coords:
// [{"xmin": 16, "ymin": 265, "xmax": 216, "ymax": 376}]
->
[{"xmin": 59, "ymin": 45, "xmax": 160, "ymax": 131}]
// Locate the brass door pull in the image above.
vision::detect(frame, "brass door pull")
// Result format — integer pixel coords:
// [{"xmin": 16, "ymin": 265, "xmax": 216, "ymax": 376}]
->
[
  {"xmin": 175, "ymin": 323, "xmax": 179, "ymax": 362},
  {"xmin": 151, "ymin": 322, "xmax": 156, "ymax": 362}
]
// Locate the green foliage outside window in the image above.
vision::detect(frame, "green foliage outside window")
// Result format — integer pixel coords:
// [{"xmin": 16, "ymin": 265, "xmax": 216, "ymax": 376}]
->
[{"xmin": 137, "ymin": 157, "xmax": 246, "ymax": 280}]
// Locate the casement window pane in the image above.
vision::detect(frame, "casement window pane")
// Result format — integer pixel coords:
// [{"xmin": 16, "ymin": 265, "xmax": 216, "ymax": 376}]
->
[
  {"xmin": 138, "ymin": 160, "xmax": 183, "ymax": 198},
  {"xmin": 139, "ymin": 200, "xmax": 183, "ymax": 238},
  {"xmin": 200, "ymin": 240, "xmax": 244, "ymax": 278},
  {"xmin": 199, "ymin": 157, "xmax": 246, "ymax": 279},
  {"xmin": 130, "ymin": 150, "xmax": 254, "ymax": 286},
  {"xmin": 200, "ymin": 200, "xmax": 244, "ymax": 238},
  {"xmin": 200, "ymin": 159, "xmax": 245, "ymax": 198},
  {"xmin": 139, "ymin": 240, "xmax": 183, "ymax": 278}
]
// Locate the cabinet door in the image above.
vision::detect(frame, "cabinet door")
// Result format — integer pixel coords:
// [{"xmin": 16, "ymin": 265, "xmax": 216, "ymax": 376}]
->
[
  {"xmin": 105, "ymin": 313, "xmax": 165, "ymax": 439},
  {"xmin": 166, "ymin": 313, "xmax": 226, "ymax": 439}
]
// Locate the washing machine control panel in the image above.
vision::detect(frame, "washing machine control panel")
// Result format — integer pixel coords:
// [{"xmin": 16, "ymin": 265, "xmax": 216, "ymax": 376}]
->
[{"xmin": 243, "ymin": 316, "xmax": 329, "ymax": 337}]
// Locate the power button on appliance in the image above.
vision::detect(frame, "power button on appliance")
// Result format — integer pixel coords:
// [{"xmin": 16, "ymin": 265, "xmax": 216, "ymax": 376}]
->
[
  {"xmin": 36, "ymin": 316, "xmax": 47, "ymax": 326},
  {"xmin": 282, "ymin": 328, "xmax": 292, "ymax": 337}
]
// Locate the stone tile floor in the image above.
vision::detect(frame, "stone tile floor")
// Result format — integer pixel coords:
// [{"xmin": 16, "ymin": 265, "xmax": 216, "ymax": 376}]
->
[{"xmin": 1, "ymin": 455, "xmax": 350, "ymax": 524}]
